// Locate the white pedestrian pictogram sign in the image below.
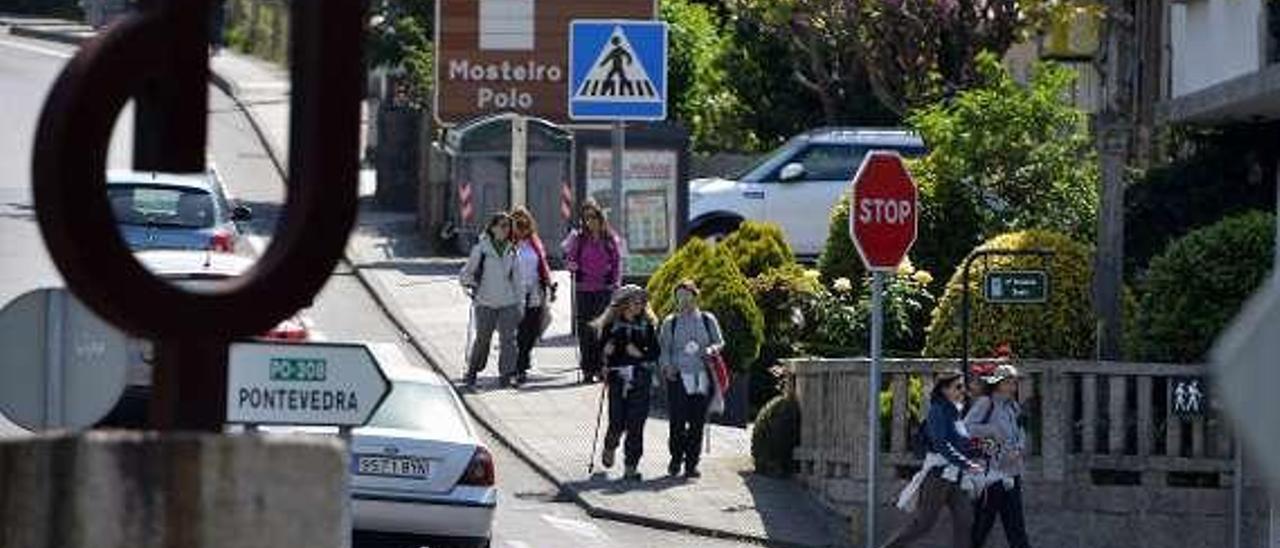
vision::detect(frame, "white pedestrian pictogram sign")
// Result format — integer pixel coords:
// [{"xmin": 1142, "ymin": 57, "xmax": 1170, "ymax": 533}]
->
[{"xmin": 572, "ymin": 27, "xmax": 658, "ymax": 101}]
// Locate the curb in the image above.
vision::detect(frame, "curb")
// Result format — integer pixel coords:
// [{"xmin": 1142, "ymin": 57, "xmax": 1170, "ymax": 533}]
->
[{"xmin": 9, "ymin": 24, "xmax": 90, "ymax": 46}]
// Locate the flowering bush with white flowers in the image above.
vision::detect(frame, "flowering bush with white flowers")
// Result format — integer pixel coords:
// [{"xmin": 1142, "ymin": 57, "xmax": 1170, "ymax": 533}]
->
[{"xmin": 801, "ymin": 260, "xmax": 937, "ymax": 356}]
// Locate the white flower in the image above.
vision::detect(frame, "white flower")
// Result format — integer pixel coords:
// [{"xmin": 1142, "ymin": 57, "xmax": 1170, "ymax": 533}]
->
[
  {"xmin": 833, "ymin": 277, "xmax": 853, "ymax": 293},
  {"xmin": 913, "ymin": 270, "xmax": 934, "ymax": 286}
]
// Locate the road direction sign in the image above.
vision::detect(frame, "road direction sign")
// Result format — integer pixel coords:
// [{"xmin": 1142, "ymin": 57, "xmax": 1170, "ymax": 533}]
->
[
  {"xmin": 0, "ymin": 288, "xmax": 128, "ymax": 431},
  {"xmin": 227, "ymin": 341, "xmax": 391, "ymax": 426},
  {"xmin": 849, "ymin": 151, "xmax": 919, "ymax": 271},
  {"xmin": 984, "ymin": 271, "xmax": 1049, "ymax": 304},
  {"xmin": 569, "ymin": 20, "xmax": 668, "ymax": 121}
]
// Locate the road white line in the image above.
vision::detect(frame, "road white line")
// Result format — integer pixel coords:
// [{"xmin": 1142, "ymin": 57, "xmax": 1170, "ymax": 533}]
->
[
  {"xmin": 0, "ymin": 38, "xmax": 73, "ymax": 59},
  {"xmin": 540, "ymin": 514, "xmax": 609, "ymax": 542},
  {"xmin": 503, "ymin": 541, "xmax": 532, "ymax": 548}
]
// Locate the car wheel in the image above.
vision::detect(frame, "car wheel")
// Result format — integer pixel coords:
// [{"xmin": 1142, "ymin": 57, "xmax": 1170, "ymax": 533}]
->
[{"xmin": 693, "ymin": 217, "xmax": 742, "ymax": 243}]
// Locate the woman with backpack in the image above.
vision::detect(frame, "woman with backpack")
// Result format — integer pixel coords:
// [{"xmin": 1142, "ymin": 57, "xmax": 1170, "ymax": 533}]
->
[
  {"xmin": 459, "ymin": 212, "xmax": 524, "ymax": 389},
  {"xmin": 966, "ymin": 365, "xmax": 1031, "ymax": 548},
  {"xmin": 885, "ymin": 370, "xmax": 984, "ymax": 548},
  {"xmin": 592, "ymin": 284, "xmax": 660, "ymax": 481},
  {"xmin": 562, "ymin": 198, "xmax": 623, "ymax": 383},
  {"xmin": 658, "ymin": 280, "xmax": 724, "ymax": 479},
  {"xmin": 510, "ymin": 206, "xmax": 554, "ymax": 388}
]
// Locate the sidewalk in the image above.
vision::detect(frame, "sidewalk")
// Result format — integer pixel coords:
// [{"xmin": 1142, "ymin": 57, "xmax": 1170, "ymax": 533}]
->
[{"xmin": 7, "ymin": 20, "xmax": 848, "ymax": 547}]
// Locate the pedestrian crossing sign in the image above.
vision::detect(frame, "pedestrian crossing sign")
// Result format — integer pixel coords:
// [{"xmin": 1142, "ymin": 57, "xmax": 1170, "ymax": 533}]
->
[{"xmin": 569, "ymin": 20, "xmax": 668, "ymax": 121}]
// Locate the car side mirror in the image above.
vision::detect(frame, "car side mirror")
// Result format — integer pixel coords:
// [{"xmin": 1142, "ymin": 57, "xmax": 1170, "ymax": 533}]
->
[
  {"xmin": 231, "ymin": 205, "xmax": 253, "ymax": 222},
  {"xmin": 779, "ymin": 163, "xmax": 805, "ymax": 182}
]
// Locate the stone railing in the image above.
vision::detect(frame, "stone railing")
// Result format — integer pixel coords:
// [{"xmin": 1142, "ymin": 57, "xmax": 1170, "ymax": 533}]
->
[{"xmin": 788, "ymin": 358, "xmax": 1269, "ymax": 548}]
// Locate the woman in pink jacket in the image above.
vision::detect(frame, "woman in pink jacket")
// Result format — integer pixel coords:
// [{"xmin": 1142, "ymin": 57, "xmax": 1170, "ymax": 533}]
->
[{"xmin": 561, "ymin": 198, "xmax": 623, "ymax": 383}]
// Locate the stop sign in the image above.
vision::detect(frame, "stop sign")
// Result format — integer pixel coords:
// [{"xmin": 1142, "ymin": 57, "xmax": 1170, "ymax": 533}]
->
[{"xmin": 849, "ymin": 151, "xmax": 918, "ymax": 271}]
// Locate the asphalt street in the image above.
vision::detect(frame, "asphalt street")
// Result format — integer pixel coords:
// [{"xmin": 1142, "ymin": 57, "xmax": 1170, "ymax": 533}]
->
[{"xmin": 0, "ymin": 30, "xmax": 756, "ymax": 548}]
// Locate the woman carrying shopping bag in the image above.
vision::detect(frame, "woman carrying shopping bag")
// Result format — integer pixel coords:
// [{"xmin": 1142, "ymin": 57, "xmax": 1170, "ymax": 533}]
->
[
  {"xmin": 884, "ymin": 370, "xmax": 985, "ymax": 548},
  {"xmin": 459, "ymin": 212, "xmax": 524, "ymax": 389},
  {"xmin": 592, "ymin": 284, "xmax": 660, "ymax": 482},
  {"xmin": 966, "ymin": 364, "xmax": 1031, "ymax": 548},
  {"xmin": 510, "ymin": 206, "xmax": 554, "ymax": 388},
  {"xmin": 562, "ymin": 198, "xmax": 622, "ymax": 383},
  {"xmin": 658, "ymin": 280, "xmax": 724, "ymax": 479}
]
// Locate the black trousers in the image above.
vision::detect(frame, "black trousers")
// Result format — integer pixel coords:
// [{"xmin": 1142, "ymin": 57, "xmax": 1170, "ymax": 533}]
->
[
  {"xmin": 516, "ymin": 305, "xmax": 542, "ymax": 374},
  {"xmin": 972, "ymin": 476, "xmax": 1031, "ymax": 548},
  {"xmin": 575, "ymin": 290, "xmax": 612, "ymax": 377},
  {"xmin": 604, "ymin": 366, "xmax": 652, "ymax": 468},
  {"xmin": 666, "ymin": 380, "xmax": 710, "ymax": 469}
]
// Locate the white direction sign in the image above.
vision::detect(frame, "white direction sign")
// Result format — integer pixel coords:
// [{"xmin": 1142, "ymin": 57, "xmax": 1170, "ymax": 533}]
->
[
  {"xmin": 227, "ymin": 341, "xmax": 390, "ymax": 426},
  {"xmin": 1212, "ymin": 273, "xmax": 1280, "ymax": 488}
]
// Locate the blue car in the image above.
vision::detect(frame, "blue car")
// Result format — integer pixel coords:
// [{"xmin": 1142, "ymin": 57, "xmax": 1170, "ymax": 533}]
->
[{"xmin": 107, "ymin": 169, "xmax": 252, "ymax": 254}]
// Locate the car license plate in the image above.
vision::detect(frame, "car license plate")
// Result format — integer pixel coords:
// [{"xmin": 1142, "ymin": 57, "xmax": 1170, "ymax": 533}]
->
[{"xmin": 356, "ymin": 455, "xmax": 430, "ymax": 479}]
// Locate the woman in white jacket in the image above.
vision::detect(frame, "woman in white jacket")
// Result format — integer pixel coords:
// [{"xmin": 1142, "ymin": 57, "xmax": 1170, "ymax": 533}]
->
[{"xmin": 460, "ymin": 212, "xmax": 525, "ymax": 388}]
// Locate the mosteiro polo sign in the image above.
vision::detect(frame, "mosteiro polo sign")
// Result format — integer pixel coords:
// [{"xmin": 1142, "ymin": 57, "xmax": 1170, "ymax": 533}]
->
[
  {"xmin": 227, "ymin": 341, "xmax": 390, "ymax": 426},
  {"xmin": 849, "ymin": 151, "xmax": 919, "ymax": 271}
]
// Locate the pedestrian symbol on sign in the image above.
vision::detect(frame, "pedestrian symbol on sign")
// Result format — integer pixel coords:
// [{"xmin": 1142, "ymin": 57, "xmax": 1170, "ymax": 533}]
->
[{"xmin": 573, "ymin": 28, "xmax": 659, "ymax": 101}]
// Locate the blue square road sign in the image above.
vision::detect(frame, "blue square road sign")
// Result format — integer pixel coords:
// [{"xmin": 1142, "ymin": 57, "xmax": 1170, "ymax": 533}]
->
[{"xmin": 568, "ymin": 20, "xmax": 668, "ymax": 121}]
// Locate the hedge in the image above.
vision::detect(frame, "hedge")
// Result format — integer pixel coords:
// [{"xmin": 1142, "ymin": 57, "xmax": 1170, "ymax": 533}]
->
[
  {"xmin": 751, "ymin": 395, "xmax": 800, "ymax": 478},
  {"xmin": 721, "ymin": 221, "xmax": 794, "ymax": 278}
]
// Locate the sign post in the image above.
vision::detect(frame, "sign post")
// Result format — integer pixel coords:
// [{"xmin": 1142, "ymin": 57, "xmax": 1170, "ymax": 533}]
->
[
  {"xmin": 569, "ymin": 19, "xmax": 668, "ymax": 257},
  {"xmin": 849, "ymin": 151, "xmax": 919, "ymax": 547}
]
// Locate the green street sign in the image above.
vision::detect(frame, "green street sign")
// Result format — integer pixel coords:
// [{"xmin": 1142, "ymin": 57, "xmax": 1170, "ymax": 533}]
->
[{"xmin": 984, "ymin": 271, "xmax": 1049, "ymax": 304}]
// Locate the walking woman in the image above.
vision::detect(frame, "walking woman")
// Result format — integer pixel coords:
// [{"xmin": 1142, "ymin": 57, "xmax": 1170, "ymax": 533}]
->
[
  {"xmin": 658, "ymin": 280, "xmax": 724, "ymax": 479},
  {"xmin": 592, "ymin": 284, "xmax": 660, "ymax": 481},
  {"xmin": 510, "ymin": 206, "xmax": 554, "ymax": 387},
  {"xmin": 562, "ymin": 198, "xmax": 622, "ymax": 383},
  {"xmin": 966, "ymin": 365, "xmax": 1031, "ymax": 548},
  {"xmin": 459, "ymin": 212, "xmax": 524, "ymax": 389},
  {"xmin": 885, "ymin": 370, "xmax": 984, "ymax": 548}
]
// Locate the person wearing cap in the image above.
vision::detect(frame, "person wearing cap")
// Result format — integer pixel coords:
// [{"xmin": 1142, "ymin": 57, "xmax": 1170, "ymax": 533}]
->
[
  {"xmin": 658, "ymin": 279, "xmax": 725, "ymax": 479},
  {"xmin": 590, "ymin": 284, "xmax": 660, "ymax": 481},
  {"xmin": 965, "ymin": 364, "xmax": 1031, "ymax": 548}
]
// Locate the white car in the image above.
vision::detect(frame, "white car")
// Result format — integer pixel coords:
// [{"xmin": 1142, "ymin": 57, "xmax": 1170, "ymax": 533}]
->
[
  {"xmin": 345, "ymin": 346, "xmax": 497, "ymax": 548},
  {"xmin": 688, "ymin": 128, "xmax": 926, "ymax": 257}
]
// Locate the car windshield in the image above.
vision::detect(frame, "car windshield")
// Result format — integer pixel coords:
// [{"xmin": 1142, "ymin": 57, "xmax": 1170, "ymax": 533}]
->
[
  {"xmin": 368, "ymin": 382, "xmax": 470, "ymax": 439},
  {"xmin": 109, "ymin": 184, "xmax": 217, "ymax": 229},
  {"xmin": 726, "ymin": 141, "xmax": 794, "ymax": 180}
]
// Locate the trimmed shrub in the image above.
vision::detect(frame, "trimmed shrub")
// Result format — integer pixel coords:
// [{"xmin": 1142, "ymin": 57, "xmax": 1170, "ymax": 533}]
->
[
  {"xmin": 751, "ymin": 395, "xmax": 800, "ymax": 478},
  {"xmin": 1132, "ymin": 211, "xmax": 1275, "ymax": 363},
  {"xmin": 647, "ymin": 239, "xmax": 764, "ymax": 374},
  {"xmin": 722, "ymin": 221, "xmax": 795, "ymax": 278},
  {"xmin": 925, "ymin": 230, "xmax": 1097, "ymax": 359},
  {"xmin": 817, "ymin": 193, "xmax": 864, "ymax": 284},
  {"xmin": 748, "ymin": 264, "xmax": 821, "ymax": 409}
]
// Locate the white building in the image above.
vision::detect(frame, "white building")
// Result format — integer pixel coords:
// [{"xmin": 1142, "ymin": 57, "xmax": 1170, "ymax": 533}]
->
[{"xmin": 1165, "ymin": 0, "xmax": 1280, "ymax": 123}]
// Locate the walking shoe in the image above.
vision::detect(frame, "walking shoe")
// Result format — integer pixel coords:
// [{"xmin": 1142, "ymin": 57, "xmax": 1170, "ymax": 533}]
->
[
  {"xmin": 667, "ymin": 459, "xmax": 682, "ymax": 477},
  {"xmin": 601, "ymin": 446, "xmax": 616, "ymax": 469},
  {"xmin": 498, "ymin": 375, "xmax": 512, "ymax": 388},
  {"xmin": 623, "ymin": 465, "xmax": 641, "ymax": 481},
  {"xmin": 515, "ymin": 371, "xmax": 527, "ymax": 385},
  {"xmin": 463, "ymin": 372, "xmax": 477, "ymax": 389},
  {"xmin": 684, "ymin": 466, "xmax": 701, "ymax": 479}
]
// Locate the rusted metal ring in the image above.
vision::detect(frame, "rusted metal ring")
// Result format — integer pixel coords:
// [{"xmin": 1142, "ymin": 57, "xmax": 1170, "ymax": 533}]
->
[{"xmin": 32, "ymin": 1, "xmax": 364, "ymax": 340}]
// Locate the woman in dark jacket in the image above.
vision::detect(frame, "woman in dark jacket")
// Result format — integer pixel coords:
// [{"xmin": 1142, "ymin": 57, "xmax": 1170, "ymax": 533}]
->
[
  {"xmin": 884, "ymin": 370, "xmax": 984, "ymax": 548},
  {"xmin": 591, "ymin": 284, "xmax": 660, "ymax": 481}
]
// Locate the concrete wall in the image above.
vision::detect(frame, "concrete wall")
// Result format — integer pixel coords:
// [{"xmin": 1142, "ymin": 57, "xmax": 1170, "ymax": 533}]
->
[
  {"xmin": 1171, "ymin": 0, "xmax": 1266, "ymax": 97},
  {"xmin": 0, "ymin": 432, "xmax": 348, "ymax": 548}
]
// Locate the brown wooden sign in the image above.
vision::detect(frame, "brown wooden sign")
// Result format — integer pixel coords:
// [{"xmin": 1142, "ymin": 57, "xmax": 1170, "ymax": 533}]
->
[{"xmin": 434, "ymin": 0, "xmax": 655, "ymax": 125}]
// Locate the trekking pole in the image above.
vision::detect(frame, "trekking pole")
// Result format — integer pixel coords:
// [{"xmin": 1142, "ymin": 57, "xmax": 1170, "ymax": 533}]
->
[{"xmin": 587, "ymin": 376, "xmax": 607, "ymax": 475}]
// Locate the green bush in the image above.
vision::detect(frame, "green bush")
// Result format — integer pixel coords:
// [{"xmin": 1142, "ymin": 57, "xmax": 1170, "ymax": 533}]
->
[
  {"xmin": 802, "ymin": 262, "xmax": 937, "ymax": 357},
  {"xmin": 909, "ymin": 54, "xmax": 1098, "ymax": 284},
  {"xmin": 722, "ymin": 221, "xmax": 795, "ymax": 278},
  {"xmin": 925, "ymin": 230, "xmax": 1097, "ymax": 359},
  {"xmin": 817, "ymin": 193, "xmax": 864, "ymax": 284},
  {"xmin": 751, "ymin": 395, "xmax": 800, "ymax": 478},
  {"xmin": 1132, "ymin": 211, "xmax": 1275, "ymax": 363},
  {"xmin": 748, "ymin": 264, "xmax": 821, "ymax": 408},
  {"xmin": 647, "ymin": 239, "xmax": 764, "ymax": 374}
]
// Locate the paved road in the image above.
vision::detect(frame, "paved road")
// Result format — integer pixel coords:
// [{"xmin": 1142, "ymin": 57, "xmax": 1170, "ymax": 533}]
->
[{"xmin": 0, "ymin": 31, "xmax": 755, "ymax": 548}]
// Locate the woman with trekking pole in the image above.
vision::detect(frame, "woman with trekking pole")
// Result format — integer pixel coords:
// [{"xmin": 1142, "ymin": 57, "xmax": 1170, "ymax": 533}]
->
[
  {"xmin": 591, "ymin": 284, "xmax": 659, "ymax": 481},
  {"xmin": 459, "ymin": 212, "xmax": 524, "ymax": 389},
  {"xmin": 966, "ymin": 364, "xmax": 1032, "ymax": 548},
  {"xmin": 658, "ymin": 280, "xmax": 725, "ymax": 479},
  {"xmin": 562, "ymin": 198, "xmax": 622, "ymax": 384},
  {"xmin": 510, "ymin": 206, "xmax": 555, "ymax": 388},
  {"xmin": 885, "ymin": 370, "xmax": 985, "ymax": 548}
]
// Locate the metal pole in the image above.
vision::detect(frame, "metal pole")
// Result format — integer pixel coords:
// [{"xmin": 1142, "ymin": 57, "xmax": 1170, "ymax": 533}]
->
[
  {"xmin": 961, "ymin": 257, "xmax": 972, "ymax": 388},
  {"xmin": 611, "ymin": 121, "xmax": 626, "ymax": 252},
  {"xmin": 340, "ymin": 425, "xmax": 354, "ymax": 548},
  {"xmin": 511, "ymin": 114, "xmax": 528, "ymax": 207},
  {"xmin": 44, "ymin": 290, "xmax": 65, "ymax": 429},
  {"xmin": 867, "ymin": 271, "xmax": 885, "ymax": 548},
  {"xmin": 1234, "ymin": 435, "xmax": 1243, "ymax": 548}
]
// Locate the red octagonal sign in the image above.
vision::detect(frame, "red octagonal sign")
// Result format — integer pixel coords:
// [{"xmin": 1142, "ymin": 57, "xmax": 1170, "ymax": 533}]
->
[{"xmin": 849, "ymin": 151, "xmax": 919, "ymax": 271}]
